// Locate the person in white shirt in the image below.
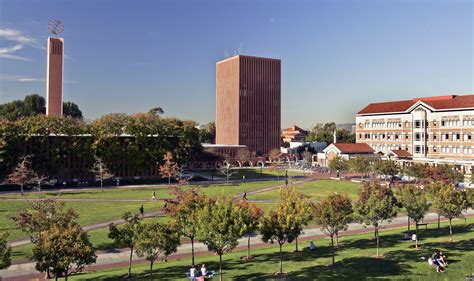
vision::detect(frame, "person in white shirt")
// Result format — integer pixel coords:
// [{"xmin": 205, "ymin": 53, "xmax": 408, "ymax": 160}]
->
[
  {"xmin": 309, "ymin": 241, "xmax": 316, "ymax": 251},
  {"xmin": 201, "ymin": 264, "xmax": 208, "ymax": 277},
  {"xmin": 190, "ymin": 266, "xmax": 197, "ymax": 278}
]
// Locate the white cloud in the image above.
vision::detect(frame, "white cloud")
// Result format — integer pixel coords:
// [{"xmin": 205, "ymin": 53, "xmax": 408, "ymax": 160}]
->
[
  {"xmin": 0, "ymin": 74, "xmax": 43, "ymax": 82},
  {"xmin": 0, "ymin": 28, "xmax": 44, "ymax": 60}
]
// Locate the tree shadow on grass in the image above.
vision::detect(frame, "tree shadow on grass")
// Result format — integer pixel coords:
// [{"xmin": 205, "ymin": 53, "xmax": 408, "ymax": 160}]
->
[{"xmin": 232, "ymin": 256, "xmax": 406, "ymax": 281}]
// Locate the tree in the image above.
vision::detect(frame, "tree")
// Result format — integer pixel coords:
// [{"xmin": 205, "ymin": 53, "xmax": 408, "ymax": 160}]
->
[
  {"xmin": 31, "ymin": 172, "xmax": 48, "ymax": 192},
  {"xmin": 306, "ymin": 122, "xmax": 336, "ymax": 143},
  {"xmin": 348, "ymin": 156, "xmax": 371, "ymax": 179},
  {"xmin": 162, "ymin": 188, "xmax": 207, "ymax": 266},
  {"xmin": 198, "ymin": 197, "xmax": 244, "ymax": 281},
  {"xmin": 32, "ymin": 223, "xmax": 96, "ymax": 280},
  {"xmin": 159, "ymin": 152, "xmax": 181, "ymax": 184},
  {"xmin": 236, "ymin": 148, "xmax": 252, "ymax": 168},
  {"xmin": 313, "ymin": 193, "xmax": 353, "ymax": 264},
  {"xmin": 424, "ymin": 165, "xmax": 464, "ymax": 185},
  {"xmin": 396, "ymin": 185, "xmax": 429, "ymax": 248},
  {"xmin": 0, "ymin": 94, "xmax": 83, "ymax": 120},
  {"xmin": 403, "ymin": 163, "xmax": 426, "ymax": 183},
  {"xmin": 432, "ymin": 184, "xmax": 469, "ymax": 242},
  {"xmin": 355, "ymin": 181, "xmax": 398, "ymax": 257},
  {"xmin": 7, "ymin": 155, "xmax": 34, "ymax": 195},
  {"xmin": 218, "ymin": 163, "xmax": 237, "ymax": 183},
  {"xmin": 328, "ymin": 156, "xmax": 348, "ymax": 178},
  {"xmin": 198, "ymin": 122, "xmax": 216, "ymax": 144},
  {"xmin": 62, "ymin": 101, "xmax": 83, "ymax": 119},
  {"xmin": 278, "ymin": 187, "xmax": 313, "ymax": 252},
  {"xmin": 302, "ymin": 150, "xmax": 313, "ymax": 167},
  {"xmin": 260, "ymin": 187, "xmax": 312, "ymax": 275},
  {"xmin": 91, "ymin": 156, "xmax": 114, "ymax": 191},
  {"xmin": 373, "ymin": 160, "xmax": 400, "ymax": 185},
  {"xmin": 269, "ymin": 148, "xmax": 281, "ymax": 162},
  {"xmin": 134, "ymin": 222, "xmax": 180, "ymax": 281},
  {"xmin": 148, "ymin": 107, "xmax": 164, "ymax": 116},
  {"xmin": 108, "ymin": 212, "xmax": 141, "ymax": 278},
  {"xmin": 12, "ymin": 199, "xmax": 79, "ymax": 245},
  {"xmin": 234, "ymin": 200, "xmax": 263, "ymax": 260},
  {"xmin": 0, "ymin": 231, "xmax": 11, "ymax": 270}
]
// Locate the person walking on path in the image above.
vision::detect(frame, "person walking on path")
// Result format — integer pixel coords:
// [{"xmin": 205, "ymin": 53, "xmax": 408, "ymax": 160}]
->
[
  {"xmin": 242, "ymin": 175, "xmax": 246, "ymax": 182},
  {"xmin": 139, "ymin": 204, "xmax": 144, "ymax": 217},
  {"xmin": 285, "ymin": 178, "xmax": 288, "ymax": 187},
  {"xmin": 243, "ymin": 191, "xmax": 247, "ymax": 200}
]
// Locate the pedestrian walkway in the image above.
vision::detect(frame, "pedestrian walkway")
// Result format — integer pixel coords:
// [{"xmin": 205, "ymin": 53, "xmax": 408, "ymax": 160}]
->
[{"xmin": 2, "ymin": 209, "xmax": 473, "ymax": 280}]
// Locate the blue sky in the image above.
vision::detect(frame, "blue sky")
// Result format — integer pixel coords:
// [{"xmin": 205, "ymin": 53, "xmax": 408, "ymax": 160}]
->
[{"xmin": 0, "ymin": 0, "xmax": 472, "ymax": 128}]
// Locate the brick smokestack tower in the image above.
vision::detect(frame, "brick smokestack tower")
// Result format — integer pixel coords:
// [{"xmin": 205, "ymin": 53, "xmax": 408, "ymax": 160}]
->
[{"xmin": 46, "ymin": 37, "xmax": 64, "ymax": 116}]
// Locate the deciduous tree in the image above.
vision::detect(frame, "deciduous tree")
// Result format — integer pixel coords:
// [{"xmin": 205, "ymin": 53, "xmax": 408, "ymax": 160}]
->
[
  {"xmin": 7, "ymin": 155, "xmax": 34, "ymax": 195},
  {"xmin": 260, "ymin": 187, "xmax": 312, "ymax": 274},
  {"xmin": 198, "ymin": 197, "xmax": 243, "ymax": 281},
  {"xmin": 31, "ymin": 172, "xmax": 48, "ymax": 192},
  {"xmin": 313, "ymin": 193, "xmax": 353, "ymax": 264},
  {"xmin": 0, "ymin": 231, "xmax": 11, "ymax": 270},
  {"xmin": 348, "ymin": 156, "xmax": 371, "ymax": 179},
  {"xmin": 159, "ymin": 152, "xmax": 181, "ymax": 184},
  {"xmin": 432, "ymin": 184, "xmax": 469, "ymax": 242},
  {"xmin": 328, "ymin": 156, "xmax": 348, "ymax": 178},
  {"xmin": 162, "ymin": 188, "xmax": 206, "ymax": 266},
  {"xmin": 234, "ymin": 200, "xmax": 263, "ymax": 260},
  {"xmin": 218, "ymin": 163, "xmax": 237, "ymax": 183},
  {"xmin": 355, "ymin": 181, "xmax": 398, "ymax": 257},
  {"xmin": 396, "ymin": 185, "xmax": 429, "ymax": 248},
  {"xmin": 91, "ymin": 155, "xmax": 114, "ymax": 192},
  {"xmin": 134, "ymin": 222, "xmax": 180, "ymax": 281},
  {"xmin": 32, "ymin": 223, "xmax": 96, "ymax": 280},
  {"xmin": 108, "ymin": 212, "xmax": 141, "ymax": 278}
]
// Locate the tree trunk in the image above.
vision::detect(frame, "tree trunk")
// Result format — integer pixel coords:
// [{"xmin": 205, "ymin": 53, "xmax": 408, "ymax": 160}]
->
[
  {"xmin": 21, "ymin": 184, "xmax": 24, "ymax": 196},
  {"xmin": 38, "ymin": 183, "xmax": 41, "ymax": 192},
  {"xmin": 55, "ymin": 272, "xmax": 58, "ymax": 281},
  {"xmin": 438, "ymin": 214, "xmax": 440, "ymax": 229},
  {"xmin": 331, "ymin": 234, "xmax": 335, "ymax": 265},
  {"xmin": 168, "ymin": 176, "xmax": 171, "ymax": 185},
  {"xmin": 219, "ymin": 253, "xmax": 223, "ymax": 281},
  {"xmin": 149, "ymin": 261, "xmax": 153, "ymax": 281},
  {"xmin": 191, "ymin": 237, "xmax": 195, "ymax": 266},
  {"xmin": 128, "ymin": 246, "xmax": 133, "ymax": 278},
  {"xmin": 375, "ymin": 227, "xmax": 380, "ymax": 257},
  {"xmin": 407, "ymin": 216, "xmax": 410, "ymax": 231},
  {"xmin": 247, "ymin": 234, "xmax": 251, "ymax": 259},
  {"xmin": 279, "ymin": 243, "xmax": 283, "ymax": 274},
  {"xmin": 449, "ymin": 218, "xmax": 453, "ymax": 242},
  {"xmin": 415, "ymin": 224, "xmax": 419, "ymax": 249},
  {"xmin": 295, "ymin": 237, "xmax": 299, "ymax": 252},
  {"xmin": 64, "ymin": 270, "xmax": 68, "ymax": 281},
  {"xmin": 101, "ymin": 178, "xmax": 103, "ymax": 192}
]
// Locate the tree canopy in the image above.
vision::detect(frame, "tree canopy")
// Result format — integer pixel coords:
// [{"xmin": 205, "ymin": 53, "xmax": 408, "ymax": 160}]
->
[{"xmin": 0, "ymin": 94, "xmax": 83, "ymax": 120}]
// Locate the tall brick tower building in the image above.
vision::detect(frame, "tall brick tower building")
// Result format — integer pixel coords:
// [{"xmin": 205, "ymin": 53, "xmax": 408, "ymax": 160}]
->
[
  {"xmin": 46, "ymin": 37, "xmax": 64, "ymax": 116},
  {"xmin": 216, "ymin": 55, "xmax": 281, "ymax": 155}
]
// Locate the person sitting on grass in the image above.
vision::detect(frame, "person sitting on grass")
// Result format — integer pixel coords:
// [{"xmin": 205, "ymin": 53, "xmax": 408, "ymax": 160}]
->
[
  {"xmin": 201, "ymin": 264, "xmax": 208, "ymax": 277},
  {"xmin": 430, "ymin": 251, "xmax": 446, "ymax": 273},
  {"xmin": 189, "ymin": 266, "xmax": 198, "ymax": 279},
  {"xmin": 308, "ymin": 241, "xmax": 316, "ymax": 251},
  {"xmin": 438, "ymin": 251, "xmax": 448, "ymax": 267}
]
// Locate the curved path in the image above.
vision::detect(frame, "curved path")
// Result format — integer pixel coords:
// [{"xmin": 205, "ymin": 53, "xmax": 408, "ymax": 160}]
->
[{"xmin": 5, "ymin": 178, "xmax": 313, "ymax": 248}]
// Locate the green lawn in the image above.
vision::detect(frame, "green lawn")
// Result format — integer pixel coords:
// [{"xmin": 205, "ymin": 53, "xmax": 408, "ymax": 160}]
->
[
  {"xmin": 69, "ymin": 218, "xmax": 474, "ymax": 280},
  {"xmin": 0, "ymin": 201, "xmax": 164, "ymax": 242},
  {"xmin": 195, "ymin": 168, "xmax": 305, "ymax": 180},
  {"xmin": 248, "ymin": 179, "xmax": 362, "ymax": 201},
  {"xmin": 0, "ymin": 181, "xmax": 283, "ymax": 242},
  {"xmin": 10, "ymin": 216, "xmax": 171, "ymax": 262}
]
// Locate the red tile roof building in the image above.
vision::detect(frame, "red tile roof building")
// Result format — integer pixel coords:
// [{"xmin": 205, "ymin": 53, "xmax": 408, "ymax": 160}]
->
[
  {"xmin": 356, "ymin": 94, "xmax": 474, "ymax": 185},
  {"xmin": 281, "ymin": 126, "xmax": 308, "ymax": 143}
]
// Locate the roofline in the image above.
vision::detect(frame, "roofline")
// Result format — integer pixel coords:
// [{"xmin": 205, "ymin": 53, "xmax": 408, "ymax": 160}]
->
[{"xmin": 216, "ymin": 54, "xmax": 281, "ymax": 64}]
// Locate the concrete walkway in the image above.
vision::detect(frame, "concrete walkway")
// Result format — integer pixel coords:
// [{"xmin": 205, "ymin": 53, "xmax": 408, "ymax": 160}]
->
[{"xmin": 2, "ymin": 209, "xmax": 473, "ymax": 280}]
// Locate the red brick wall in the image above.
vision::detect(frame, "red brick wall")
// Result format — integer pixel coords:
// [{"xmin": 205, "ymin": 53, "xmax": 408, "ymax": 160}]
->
[{"xmin": 46, "ymin": 38, "xmax": 63, "ymax": 117}]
